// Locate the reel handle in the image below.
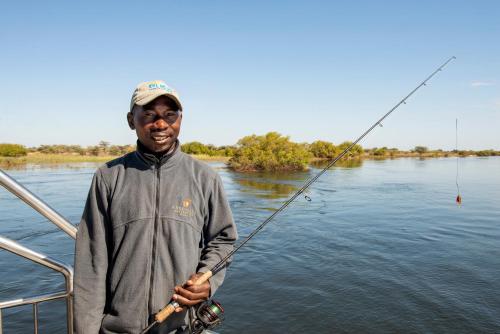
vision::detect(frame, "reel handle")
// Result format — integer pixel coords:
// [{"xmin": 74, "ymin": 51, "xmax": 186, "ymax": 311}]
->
[{"xmin": 154, "ymin": 271, "xmax": 213, "ymax": 323}]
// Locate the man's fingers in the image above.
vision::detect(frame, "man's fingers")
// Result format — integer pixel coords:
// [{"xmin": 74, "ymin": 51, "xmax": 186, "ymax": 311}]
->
[
  {"xmin": 172, "ymin": 273, "xmax": 211, "ymax": 308},
  {"xmin": 175, "ymin": 286, "xmax": 209, "ymax": 301},
  {"xmin": 173, "ymin": 293, "xmax": 205, "ymax": 307},
  {"xmin": 182, "ymin": 283, "xmax": 210, "ymax": 293}
]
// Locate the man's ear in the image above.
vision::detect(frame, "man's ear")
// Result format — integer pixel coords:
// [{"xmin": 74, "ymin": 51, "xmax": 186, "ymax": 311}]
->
[{"xmin": 127, "ymin": 112, "xmax": 135, "ymax": 130}]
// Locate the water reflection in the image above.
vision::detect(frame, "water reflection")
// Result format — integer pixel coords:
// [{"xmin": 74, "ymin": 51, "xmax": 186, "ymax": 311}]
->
[
  {"xmin": 226, "ymin": 166, "xmax": 310, "ymax": 199},
  {"xmin": 235, "ymin": 178, "xmax": 299, "ymax": 199},
  {"xmin": 310, "ymin": 158, "xmax": 363, "ymax": 169},
  {"xmin": 235, "ymin": 169, "xmax": 310, "ymax": 181}
]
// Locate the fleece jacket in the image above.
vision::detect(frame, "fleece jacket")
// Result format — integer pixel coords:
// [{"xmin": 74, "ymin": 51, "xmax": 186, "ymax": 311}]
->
[{"xmin": 73, "ymin": 143, "xmax": 237, "ymax": 334}]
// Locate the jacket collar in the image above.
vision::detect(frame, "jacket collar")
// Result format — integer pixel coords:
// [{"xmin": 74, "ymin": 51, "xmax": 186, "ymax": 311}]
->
[{"xmin": 136, "ymin": 139, "xmax": 180, "ymax": 167}]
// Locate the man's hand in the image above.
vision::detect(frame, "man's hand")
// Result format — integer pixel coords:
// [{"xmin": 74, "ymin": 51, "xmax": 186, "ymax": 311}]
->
[{"xmin": 172, "ymin": 273, "xmax": 211, "ymax": 312}]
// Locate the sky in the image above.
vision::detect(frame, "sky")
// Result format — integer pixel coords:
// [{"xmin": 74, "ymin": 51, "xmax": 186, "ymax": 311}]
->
[{"xmin": 1, "ymin": 0, "xmax": 499, "ymax": 150}]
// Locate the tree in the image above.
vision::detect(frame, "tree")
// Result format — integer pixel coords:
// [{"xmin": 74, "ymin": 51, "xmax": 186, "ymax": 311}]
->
[
  {"xmin": 99, "ymin": 141, "xmax": 110, "ymax": 154},
  {"xmin": 414, "ymin": 146, "xmax": 428, "ymax": 154},
  {"xmin": 89, "ymin": 146, "xmax": 100, "ymax": 156}
]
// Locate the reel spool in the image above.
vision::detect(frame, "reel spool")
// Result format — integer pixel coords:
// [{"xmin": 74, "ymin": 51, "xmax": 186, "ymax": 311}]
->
[{"xmin": 190, "ymin": 300, "xmax": 224, "ymax": 334}]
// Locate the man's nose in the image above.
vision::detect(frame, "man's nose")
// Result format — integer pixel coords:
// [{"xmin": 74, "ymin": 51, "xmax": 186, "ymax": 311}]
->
[{"xmin": 152, "ymin": 117, "xmax": 169, "ymax": 129}]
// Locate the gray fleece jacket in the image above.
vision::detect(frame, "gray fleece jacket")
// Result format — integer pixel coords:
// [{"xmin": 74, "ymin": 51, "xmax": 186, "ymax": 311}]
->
[{"xmin": 74, "ymin": 143, "xmax": 237, "ymax": 334}]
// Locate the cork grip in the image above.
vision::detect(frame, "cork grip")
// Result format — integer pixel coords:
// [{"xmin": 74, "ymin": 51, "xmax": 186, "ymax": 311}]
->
[
  {"xmin": 155, "ymin": 303, "xmax": 176, "ymax": 323},
  {"xmin": 194, "ymin": 270, "xmax": 213, "ymax": 285},
  {"xmin": 154, "ymin": 271, "xmax": 213, "ymax": 324}
]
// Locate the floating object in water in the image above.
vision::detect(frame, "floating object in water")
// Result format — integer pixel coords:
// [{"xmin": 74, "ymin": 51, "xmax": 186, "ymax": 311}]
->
[{"xmin": 456, "ymin": 194, "xmax": 462, "ymax": 205}]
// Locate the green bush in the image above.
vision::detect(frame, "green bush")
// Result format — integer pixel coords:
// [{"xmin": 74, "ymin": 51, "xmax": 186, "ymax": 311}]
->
[
  {"xmin": 476, "ymin": 150, "xmax": 495, "ymax": 156},
  {"xmin": 219, "ymin": 145, "xmax": 235, "ymax": 157},
  {"xmin": 182, "ymin": 141, "xmax": 210, "ymax": 155},
  {"xmin": 337, "ymin": 141, "xmax": 364, "ymax": 157},
  {"xmin": 373, "ymin": 147, "xmax": 388, "ymax": 156},
  {"xmin": 309, "ymin": 140, "xmax": 338, "ymax": 159},
  {"xmin": 228, "ymin": 132, "xmax": 312, "ymax": 172},
  {"xmin": 0, "ymin": 143, "xmax": 28, "ymax": 157}
]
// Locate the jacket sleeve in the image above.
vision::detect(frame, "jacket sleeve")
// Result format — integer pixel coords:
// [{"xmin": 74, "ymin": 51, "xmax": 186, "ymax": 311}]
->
[
  {"xmin": 73, "ymin": 169, "xmax": 110, "ymax": 334},
  {"xmin": 197, "ymin": 174, "xmax": 238, "ymax": 296}
]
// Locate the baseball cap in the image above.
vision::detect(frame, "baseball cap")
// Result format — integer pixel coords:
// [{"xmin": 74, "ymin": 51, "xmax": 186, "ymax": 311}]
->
[{"xmin": 130, "ymin": 80, "xmax": 183, "ymax": 112}]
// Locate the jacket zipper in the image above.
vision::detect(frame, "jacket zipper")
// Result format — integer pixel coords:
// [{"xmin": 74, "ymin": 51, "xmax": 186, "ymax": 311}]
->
[{"xmin": 148, "ymin": 164, "xmax": 161, "ymax": 316}]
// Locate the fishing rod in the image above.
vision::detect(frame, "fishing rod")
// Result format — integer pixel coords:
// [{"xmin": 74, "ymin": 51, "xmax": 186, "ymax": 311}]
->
[{"xmin": 140, "ymin": 56, "xmax": 456, "ymax": 334}]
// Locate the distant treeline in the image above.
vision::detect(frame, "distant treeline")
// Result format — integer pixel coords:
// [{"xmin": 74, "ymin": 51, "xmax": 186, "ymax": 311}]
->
[
  {"xmin": 180, "ymin": 142, "xmax": 235, "ymax": 157},
  {"xmin": 0, "ymin": 141, "xmax": 135, "ymax": 157},
  {"xmin": 364, "ymin": 146, "xmax": 500, "ymax": 158},
  {"xmin": 1, "ymin": 135, "xmax": 499, "ymax": 171}
]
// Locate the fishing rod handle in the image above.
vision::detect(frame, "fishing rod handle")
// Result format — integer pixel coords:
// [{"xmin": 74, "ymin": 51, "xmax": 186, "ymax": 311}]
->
[
  {"xmin": 194, "ymin": 270, "xmax": 213, "ymax": 285},
  {"xmin": 155, "ymin": 302, "xmax": 178, "ymax": 323},
  {"xmin": 154, "ymin": 271, "xmax": 213, "ymax": 323}
]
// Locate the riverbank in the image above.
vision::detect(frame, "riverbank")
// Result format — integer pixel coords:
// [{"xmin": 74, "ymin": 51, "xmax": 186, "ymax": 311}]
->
[
  {"xmin": 2, "ymin": 152, "xmax": 494, "ymax": 169},
  {"xmin": 2, "ymin": 136, "xmax": 498, "ymax": 171},
  {"xmin": 0, "ymin": 152, "xmax": 230, "ymax": 167}
]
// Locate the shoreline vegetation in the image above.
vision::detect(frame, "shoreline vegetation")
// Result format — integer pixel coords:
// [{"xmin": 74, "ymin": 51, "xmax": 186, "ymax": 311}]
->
[{"xmin": 1, "ymin": 133, "xmax": 499, "ymax": 171}]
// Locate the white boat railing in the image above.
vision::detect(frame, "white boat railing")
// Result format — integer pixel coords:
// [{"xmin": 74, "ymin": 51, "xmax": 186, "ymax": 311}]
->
[
  {"xmin": 0, "ymin": 169, "xmax": 76, "ymax": 334},
  {"xmin": 0, "ymin": 169, "xmax": 77, "ymax": 239},
  {"xmin": 0, "ymin": 236, "xmax": 74, "ymax": 334}
]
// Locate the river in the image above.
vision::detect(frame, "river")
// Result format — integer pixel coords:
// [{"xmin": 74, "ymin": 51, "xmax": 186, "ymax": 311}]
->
[{"xmin": 1, "ymin": 157, "xmax": 499, "ymax": 333}]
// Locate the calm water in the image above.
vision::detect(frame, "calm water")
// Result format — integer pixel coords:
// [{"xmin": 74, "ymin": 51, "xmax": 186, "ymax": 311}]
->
[{"xmin": 1, "ymin": 158, "xmax": 499, "ymax": 333}]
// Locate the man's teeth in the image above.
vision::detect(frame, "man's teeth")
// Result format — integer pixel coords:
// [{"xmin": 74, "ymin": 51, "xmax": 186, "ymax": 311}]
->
[{"xmin": 152, "ymin": 135, "xmax": 168, "ymax": 142}]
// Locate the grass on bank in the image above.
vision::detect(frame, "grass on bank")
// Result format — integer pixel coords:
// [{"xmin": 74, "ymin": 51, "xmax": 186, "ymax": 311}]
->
[
  {"xmin": 0, "ymin": 153, "xmax": 119, "ymax": 166},
  {"xmin": 189, "ymin": 154, "xmax": 230, "ymax": 162},
  {"xmin": 0, "ymin": 152, "xmax": 229, "ymax": 167}
]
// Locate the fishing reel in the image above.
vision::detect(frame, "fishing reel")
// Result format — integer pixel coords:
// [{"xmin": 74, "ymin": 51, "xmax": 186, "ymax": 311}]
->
[{"xmin": 189, "ymin": 300, "xmax": 224, "ymax": 334}]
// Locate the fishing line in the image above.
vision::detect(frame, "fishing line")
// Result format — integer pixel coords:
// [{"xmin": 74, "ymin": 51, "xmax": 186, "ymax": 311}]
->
[
  {"xmin": 141, "ymin": 56, "xmax": 456, "ymax": 334},
  {"xmin": 456, "ymin": 118, "xmax": 462, "ymax": 205}
]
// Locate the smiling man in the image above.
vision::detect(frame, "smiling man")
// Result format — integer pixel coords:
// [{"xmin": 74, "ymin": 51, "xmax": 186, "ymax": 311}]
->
[{"xmin": 73, "ymin": 80, "xmax": 237, "ymax": 333}]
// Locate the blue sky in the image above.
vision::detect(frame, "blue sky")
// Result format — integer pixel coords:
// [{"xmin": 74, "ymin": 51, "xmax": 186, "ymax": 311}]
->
[{"xmin": 1, "ymin": 1, "xmax": 499, "ymax": 150}]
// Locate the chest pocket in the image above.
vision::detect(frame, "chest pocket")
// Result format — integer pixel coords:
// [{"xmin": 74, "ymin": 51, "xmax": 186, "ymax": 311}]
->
[
  {"xmin": 108, "ymin": 176, "xmax": 156, "ymax": 230},
  {"xmin": 164, "ymin": 215, "xmax": 202, "ymax": 234}
]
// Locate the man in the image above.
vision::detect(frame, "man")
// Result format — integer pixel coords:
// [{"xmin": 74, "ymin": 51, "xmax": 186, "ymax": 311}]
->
[{"xmin": 74, "ymin": 80, "xmax": 238, "ymax": 333}]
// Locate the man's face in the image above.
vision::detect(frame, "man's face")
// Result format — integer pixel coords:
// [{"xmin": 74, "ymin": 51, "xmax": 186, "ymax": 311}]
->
[{"xmin": 127, "ymin": 95, "xmax": 182, "ymax": 153}]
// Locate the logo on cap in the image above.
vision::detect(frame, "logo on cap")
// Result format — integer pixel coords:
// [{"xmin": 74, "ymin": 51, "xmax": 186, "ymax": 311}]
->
[{"xmin": 147, "ymin": 81, "xmax": 173, "ymax": 93}]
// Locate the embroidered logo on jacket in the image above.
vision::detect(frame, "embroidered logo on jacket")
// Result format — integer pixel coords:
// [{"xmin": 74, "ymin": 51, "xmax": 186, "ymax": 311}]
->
[{"xmin": 172, "ymin": 197, "xmax": 195, "ymax": 217}]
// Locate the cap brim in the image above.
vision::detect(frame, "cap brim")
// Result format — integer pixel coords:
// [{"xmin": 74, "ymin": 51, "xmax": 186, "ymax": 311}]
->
[{"xmin": 135, "ymin": 92, "xmax": 183, "ymax": 111}]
